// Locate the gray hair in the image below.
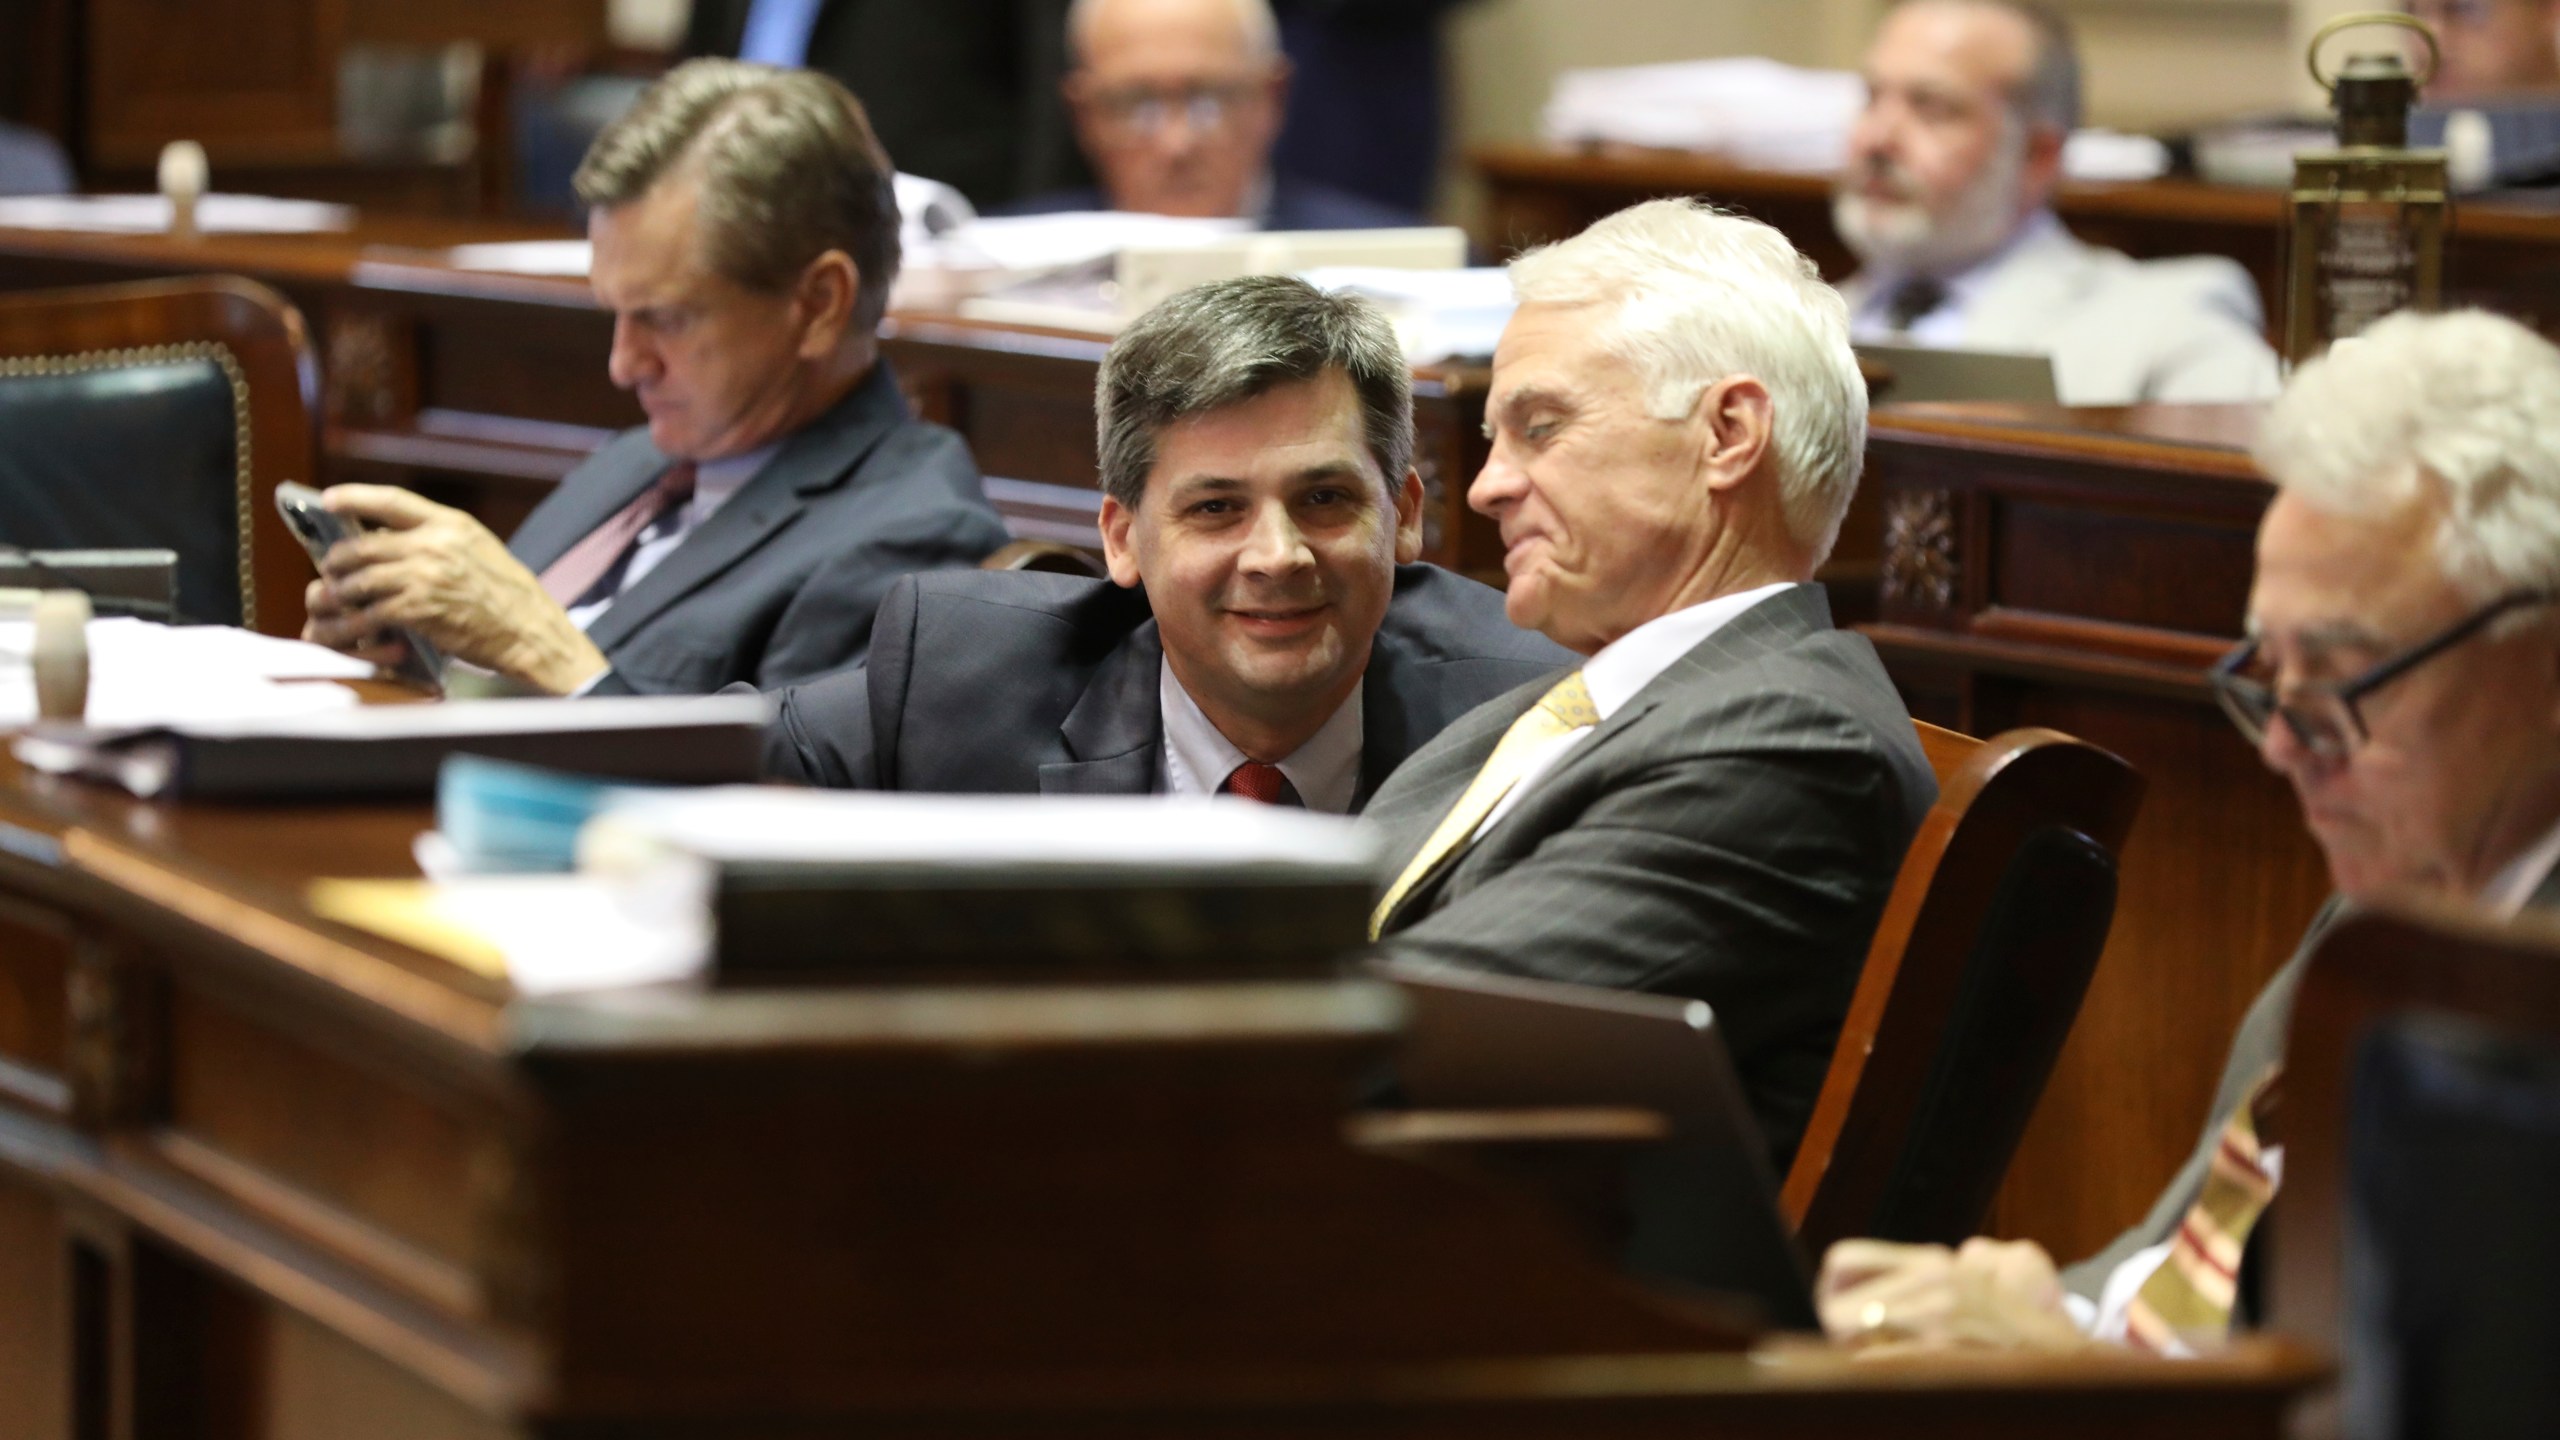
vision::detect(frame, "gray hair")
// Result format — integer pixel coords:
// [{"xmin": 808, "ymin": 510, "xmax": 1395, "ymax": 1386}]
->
[
  {"xmin": 1096, "ymin": 276, "xmax": 1412, "ymax": 509},
  {"xmin": 2255, "ymin": 310, "xmax": 2560, "ymax": 605},
  {"xmin": 1506, "ymin": 198, "xmax": 1869, "ymax": 562},
  {"xmin": 1067, "ymin": 0, "xmax": 1280, "ymax": 64},
  {"xmin": 574, "ymin": 59, "xmax": 901, "ymax": 330},
  {"xmin": 1894, "ymin": 0, "xmax": 2081, "ymax": 134}
]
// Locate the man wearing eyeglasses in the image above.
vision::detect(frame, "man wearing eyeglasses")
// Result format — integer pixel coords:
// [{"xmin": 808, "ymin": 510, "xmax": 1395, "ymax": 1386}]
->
[
  {"xmin": 999, "ymin": 0, "xmax": 1417, "ymax": 227},
  {"xmin": 1812, "ymin": 308, "xmax": 2560, "ymax": 1356}
]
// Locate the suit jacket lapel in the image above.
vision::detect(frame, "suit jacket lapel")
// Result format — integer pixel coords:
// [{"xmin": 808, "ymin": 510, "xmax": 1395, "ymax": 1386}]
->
[
  {"xmin": 1038, "ymin": 618, "xmax": 1165, "ymax": 795},
  {"xmin": 509, "ymin": 438, "xmax": 669, "ymax": 574},
  {"xmin": 581, "ymin": 364, "xmax": 908, "ymax": 654},
  {"xmin": 1379, "ymin": 585, "xmax": 1833, "ymax": 930}
]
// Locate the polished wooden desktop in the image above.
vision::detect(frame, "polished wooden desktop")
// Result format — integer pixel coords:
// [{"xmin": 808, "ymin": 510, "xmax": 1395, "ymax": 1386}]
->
[
  {"xmin": 0, "ymin": 740, "xmax": 2327, "ymax": 1437},
  {"xmin": 1861, "ymin": 400, "xmax": 2332, "ymax": 1262},
  {"xmin": 1475, "ymin": 145, "xmax": 2560, "ymax": 337}
]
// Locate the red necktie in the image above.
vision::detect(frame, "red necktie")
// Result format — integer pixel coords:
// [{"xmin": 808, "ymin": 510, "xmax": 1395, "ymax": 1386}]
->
[
  {"xmin": 1220, "ymin": 761, "xmax": 1299, "ymax": 805},
  {"xmin": 538, "ymin": 462, "xmax": 697, "ymax": 608}
]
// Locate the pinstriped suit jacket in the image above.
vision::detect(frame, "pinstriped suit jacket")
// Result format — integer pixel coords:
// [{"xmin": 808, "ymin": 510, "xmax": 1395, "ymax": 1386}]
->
[{"xmin": 1363, "ymin": 584, "xmax": 1938, "ymax": 1165}]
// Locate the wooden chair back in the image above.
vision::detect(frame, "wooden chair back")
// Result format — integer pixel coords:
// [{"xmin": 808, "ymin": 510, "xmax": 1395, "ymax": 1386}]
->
[
  {"xmin": 981, "ymin": 537, "xmax": 1107, "ymax": 578},
  {"xmin": 1781, "ymin": 720, "xmax": 2145, "ymax": 1253},
  {"xmin": 2271, "ymin": 901, "xmax": 2560, "ymax": 1440},
  {"xmin": 0, "ymin": 276, "xmax": 318, "ymax": 636}
]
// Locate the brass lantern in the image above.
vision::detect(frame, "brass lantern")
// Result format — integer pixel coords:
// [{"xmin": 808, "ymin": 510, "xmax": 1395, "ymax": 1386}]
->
[{"xmin": 2284, "ymin": 12, "xmax": 2447, "ymax": 365}]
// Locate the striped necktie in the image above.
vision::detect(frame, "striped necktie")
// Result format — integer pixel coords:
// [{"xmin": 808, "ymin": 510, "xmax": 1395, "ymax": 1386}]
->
[
  {"xmin": 1369, "ymin": 671, "xmax": 1596, "ymax": 939},
  {"xmin": 1221, "ymin": 761, "xmax": 1300, "ymax": 806},
  {"xmin": 2123, "ymin": 1067, "xmax": 2282, "ymax": 1353}
]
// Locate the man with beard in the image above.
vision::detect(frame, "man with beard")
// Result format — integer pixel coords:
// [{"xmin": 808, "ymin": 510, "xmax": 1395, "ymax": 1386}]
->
[{"xmin": 1833, "ymin": 0, "xmax": 2279, "ymax": 404}]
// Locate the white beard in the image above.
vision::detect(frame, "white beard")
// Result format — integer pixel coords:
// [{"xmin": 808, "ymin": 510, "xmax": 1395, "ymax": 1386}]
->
[{"xmin": 1833, "ymin": 122, "xmax": 2030, "ymax": 278}]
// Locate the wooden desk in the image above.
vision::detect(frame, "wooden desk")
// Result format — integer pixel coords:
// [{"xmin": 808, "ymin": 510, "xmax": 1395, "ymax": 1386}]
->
[
  {"xmin": 1860, "ymin": 400, "xmax": 2332, "ymax": 1261},
  {"xmin": 1476, "ymin": 145, "xmax": 2560, "ymax": 338},
  {"xmin": 0, "ymin": 749, "xmax": 2326, "ymax": 1435},
  {"xmin": 0, "ymin": 220, "xmax": 1510, "ymax": 579}
]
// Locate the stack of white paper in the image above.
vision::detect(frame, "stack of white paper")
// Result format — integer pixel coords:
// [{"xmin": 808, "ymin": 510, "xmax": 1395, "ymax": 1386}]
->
[
  {"xmin": 0, "ymin": 194, "xmax": 354, "ymax": 234},
  {"xmin": 442, "ymin": 239, "xmax": 593, "ymax": 276},
  {"xmin": 1302, "ymin": 265, "xmax": 1515, "ymax": 362},
  {"xmin": 1543, "ymin": 59, "xmax": 1868, "ymax": 172},
  {"xmin": 895, "ymin": 211, "xmax": 1251, "ymax": 311},
  {"xmin": 583, "ymin": 786, "xmax": 1383, "ymax": 874},
  {"xmin": 0, "ymin": 618, "xmax": 367, "ymax": 728}
]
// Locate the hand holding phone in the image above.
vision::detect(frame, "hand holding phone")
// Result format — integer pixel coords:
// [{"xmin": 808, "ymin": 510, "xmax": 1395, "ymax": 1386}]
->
[{"xmin": 275, "ymin": 482, "xmax": 446, "ymax": 692}]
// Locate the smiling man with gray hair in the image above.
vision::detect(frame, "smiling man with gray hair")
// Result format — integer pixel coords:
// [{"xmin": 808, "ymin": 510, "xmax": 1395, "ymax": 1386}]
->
[
  {"xmin": 1835, "ymin": 0, "xmax": 2278, "ymax": 404},
  {"xmin": 1362, "ymin": 198, "xmax": 1937, "ymax": 1166},
  {"xmin": 1817, "ymin": 308, "xmax": 2560, "ymax": 1356}
]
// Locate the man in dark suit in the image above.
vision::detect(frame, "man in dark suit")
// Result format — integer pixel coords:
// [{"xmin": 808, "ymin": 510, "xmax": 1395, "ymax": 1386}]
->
[
  {"xmin": 765, "ymin": 276, "xmax": 1569, "ymax": 806},
  {"xmin": 302, "ymin": 62, "xmax": 1008, "ymax": 695},
  {"xmin": 997, "ymin": 0, "xmax": 1418, "ymax": 228},
  {"xmin": 1360, "ymin": 200, "xmax": 1937, "ymax": 1164},
  {"xmin": 681, "ymin": 0, "xmax": 1084, "ymax": 211},
  {"xmin": 1817, "ymin": 309, "xmax": 2560, "ymax": 1355}
]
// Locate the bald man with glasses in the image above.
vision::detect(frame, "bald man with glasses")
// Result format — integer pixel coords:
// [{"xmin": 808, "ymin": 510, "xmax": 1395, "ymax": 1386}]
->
[
  {"xmin": 1816, "ymin": 308, "xmax": 2560, "ymax": 1357},
  {"xmin": 999, "ymin": 0, "xmax": 1416, "ymax": 227}
]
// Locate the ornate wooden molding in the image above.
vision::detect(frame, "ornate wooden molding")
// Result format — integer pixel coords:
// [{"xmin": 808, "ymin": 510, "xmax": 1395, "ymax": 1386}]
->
[{"xmin": 1882, "ymin": 487, "xmax": 1959, "ymax": 613}]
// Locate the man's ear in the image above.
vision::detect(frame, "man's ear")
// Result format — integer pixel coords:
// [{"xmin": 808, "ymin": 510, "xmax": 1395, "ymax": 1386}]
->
[
  {"xmin": 2019, "ymin": 120, "xmax": 2067, "ymax": 206},
  {"xmin": 1391, "ymin": 468, "xmax": 1425, "ymax": 565},
  {"xmin": 795, "ymin": 250, "xmax": 861, "ymax": 358},
  {"xmin": 1694, "ymin": 375, "xmax": 1775, "ymax": 493},
  {"xmin": 1098, "ymin": 494, "xmax": 1145, "ymax": 589}
]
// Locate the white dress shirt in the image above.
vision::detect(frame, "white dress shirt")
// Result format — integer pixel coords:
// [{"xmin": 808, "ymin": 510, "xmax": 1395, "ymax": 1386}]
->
[
  {"xmin": 1847, "ymin": 210, "xmax": 2068, "ymax": 345},
  {"xmin": 563, "ymin": 442, "xmax": 775, "ymax": 633},
  {"xmin": 1157, "ymin": 659, "xmax": 1364, "ymax": 814},
  {"xmin": 1472, "ymin": 582, "xmax": 1797, "ymax": 836},
  {"xmin": 2068, "ymin": 813, "xmax": 2560, "ymax": 1348}
]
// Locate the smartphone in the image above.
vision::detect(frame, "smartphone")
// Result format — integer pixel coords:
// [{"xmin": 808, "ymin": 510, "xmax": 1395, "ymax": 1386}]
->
[{"xmin": 275, "ymin": 482, "xmax": 445, "ymax": 692}]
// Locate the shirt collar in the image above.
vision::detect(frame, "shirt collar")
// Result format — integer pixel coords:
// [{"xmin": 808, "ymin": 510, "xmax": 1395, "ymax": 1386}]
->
[
  {"xmin": 1854, "ymin": 208, "xmax": 2065, "ymax": 332},
  {"xmin": 1157, "ymin": 657, "xmax": 1365, "ymax": 814},
  {"xmin": 2486, "ymin": 813, "xmax": 2560, "ymax": 919},
  {"xmin": 688, "ymin": 440, "xmax": 780, "ymax": 516},
  {"xmin": 1580, "ymin": 582, "xmax": 1799, "ymax": 719}
]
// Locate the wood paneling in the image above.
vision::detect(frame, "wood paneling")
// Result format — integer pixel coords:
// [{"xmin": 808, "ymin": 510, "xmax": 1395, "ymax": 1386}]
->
[
  {"xmin": 1862, "ymin": 400, "xmax": 2334, "ymax": 1262},
  {"xmin": 0, "ymin": 1173, "xmax": 69, "ymax": 1440}
]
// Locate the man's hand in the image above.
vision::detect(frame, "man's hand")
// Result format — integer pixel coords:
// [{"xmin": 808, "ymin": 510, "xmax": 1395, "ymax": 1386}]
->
[
  {"xmin": 1815, "ymin": 1237, "xmax": 2088, "ymax": 1355},
  {"xmin": 299, "ymin": 485, "xmax": 610, "ymax": 695}
]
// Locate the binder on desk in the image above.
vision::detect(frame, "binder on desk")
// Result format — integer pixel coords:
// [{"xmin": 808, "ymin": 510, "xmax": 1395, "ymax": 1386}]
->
[
  {"xmin": 580, "ymin": 788, "xmax": 1384, "ymax": 984},
  {"xmin": 13, "ymin": 693, "xmax": 770, "ymax": 799}
]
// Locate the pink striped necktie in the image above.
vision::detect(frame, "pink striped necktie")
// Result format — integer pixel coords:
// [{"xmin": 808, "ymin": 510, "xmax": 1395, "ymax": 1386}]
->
[{"xmin": 538, "ymin": 461, "xmax": 697, "ymax": 608}]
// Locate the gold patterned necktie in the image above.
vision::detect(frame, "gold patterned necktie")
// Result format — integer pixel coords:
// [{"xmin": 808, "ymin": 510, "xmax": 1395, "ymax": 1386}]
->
[
  {"xmin": 1369, "ymin": 671, "xmax": 1597, "ymax": 939},
  {"xmin": 2122, "ymin": 1067, "xmax": 2282, "ymax": 1353}
]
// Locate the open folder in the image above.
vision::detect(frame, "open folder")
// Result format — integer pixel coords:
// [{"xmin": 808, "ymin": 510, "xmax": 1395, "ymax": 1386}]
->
[{"xmin": 13, "ymin": 693, "xmax": 771, "ymax": 800}]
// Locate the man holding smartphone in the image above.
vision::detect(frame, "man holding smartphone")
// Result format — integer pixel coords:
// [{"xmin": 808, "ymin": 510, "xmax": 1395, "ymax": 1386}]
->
[{"xmin": 301, "ymin": 61, "xmax": 1007, "ymax": 695}]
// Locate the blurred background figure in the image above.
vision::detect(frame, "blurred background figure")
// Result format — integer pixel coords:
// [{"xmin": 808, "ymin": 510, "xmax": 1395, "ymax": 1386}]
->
[
  {"xmin": 1267, "ymin": 0, "xmax": 1477, "ymax": 218},
  {"xmin": 2409, "ymin": 0, "xmax": 2560, "ymax": 103},
  {"xmin": 1005, "ymin": 0, "xmax": 1419, "ymax": 226},
  {"xmin": 1834, "ymin": 0, "xmax": 2277, "ymax": 403},
  {"xmin": 0, "ymin": 120, "xmax": 73, "ymax": 195}
]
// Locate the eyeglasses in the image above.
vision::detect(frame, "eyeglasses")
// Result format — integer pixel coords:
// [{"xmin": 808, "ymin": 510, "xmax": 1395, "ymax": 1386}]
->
[
  {"xmin": 1084, "ymin": 81, "xmax": 1257, "ymax": 139},
  {"xmin": 2210, "ymin": 589, "xmax": 2556, "ymax": 762}
]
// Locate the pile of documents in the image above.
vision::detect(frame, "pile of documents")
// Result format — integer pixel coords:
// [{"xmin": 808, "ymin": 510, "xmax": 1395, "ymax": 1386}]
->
[
  {"xmin": 1541, "ymin": 57, "xmax": 2170, "ymax": 182},
  {"xmin": 0, "ymin": 194, "xmax": 353, "ymax": 234},
  {"xmin": 0, "ymin": 617, "xmax": 366, "ymax": 730},
  {"xmin": 1302, "ymin": 265, "xmax": 1515, "ymax": 363}
]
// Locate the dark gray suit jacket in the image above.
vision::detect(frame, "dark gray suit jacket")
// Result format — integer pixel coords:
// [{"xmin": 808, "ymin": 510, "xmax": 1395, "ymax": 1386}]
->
[
  {"xmin": 511, "ymin": 363, "xmax": 1008, "ymax": 695},
  {"xmin": 1363, "ymin": 584, "xmax": 1939, "ymax": 1164},
  {"xmin": 763, "ymin": 563, "xmax": 1574, "ymax": 804},
  {"xmin": 2064, "ymin": 862, "xmax": 2560, "ymax": 1300}
]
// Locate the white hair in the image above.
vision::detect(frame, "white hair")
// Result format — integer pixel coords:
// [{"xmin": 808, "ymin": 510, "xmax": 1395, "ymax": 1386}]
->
[
  {"xmin": 1067, "ymin": 0, "xmax": 1279, "ymax": 64},
  {"xmin": 2255, "ymin": 309, "xmax": 2560, "ymax": 605},
  {"xmin": 1506, "ymin": 198, "xmax": 1869, "ymax": 562}
]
